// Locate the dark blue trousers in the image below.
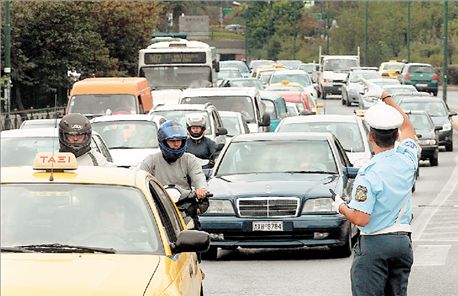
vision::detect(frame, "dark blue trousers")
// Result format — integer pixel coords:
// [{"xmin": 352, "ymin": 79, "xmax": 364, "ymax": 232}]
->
[{"xmin": 351, "ymin": 233, "xmax": 413, "ymax": 296}]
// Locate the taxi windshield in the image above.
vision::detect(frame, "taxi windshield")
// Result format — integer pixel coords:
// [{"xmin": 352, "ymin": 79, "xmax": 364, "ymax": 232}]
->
[
  {"xmin": 1, "ymin": 184, "xmax": 162, "ymax": 254},
  {"xmin": 92, "ymin": 121, "xmax": 159, "ymax": 149},
  {"xmin": 216, "ymin": 140, "xmax": 337, "ymax": 175}
]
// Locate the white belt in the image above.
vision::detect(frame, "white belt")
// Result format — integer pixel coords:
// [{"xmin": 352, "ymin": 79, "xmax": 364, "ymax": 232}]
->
[{"xmin": 361, "ymin": 195, "xmax": 411, "ymax": 236}]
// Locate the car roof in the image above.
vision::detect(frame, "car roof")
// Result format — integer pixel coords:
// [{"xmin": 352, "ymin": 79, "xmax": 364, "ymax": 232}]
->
[
  {"xmin": 271, "ymin": 69, "xmax": 308, "ymax": 75},
  {"xmin": 280, "ymin": 114, "xmax": 358, "ymax": 124},
  {"xmin": 91, "ymin": 114, "xmax": 155, "ymax": 123},
  {"xmin": 152, "ymin": 104, "xmax": 211, "ymax": 111},
  {"xmin": 181, "ymin": 87, "xmax": 258, "ymax": 98},
  {"xmin": 1, "ymin": 166, "xmax": 150, "ymax": 187},
  {"xmin": 1, "ymin": 127, "xmax": 58, "ymax": 138},
  {"xmin": 231, "ymin": 132, "xmax": 333, "ymax": 142}
]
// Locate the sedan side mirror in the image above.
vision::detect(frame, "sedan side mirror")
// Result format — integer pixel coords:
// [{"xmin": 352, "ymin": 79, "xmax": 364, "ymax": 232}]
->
[{"xmin": 216, "ymin": 127, "xmax": 228, "ymax": 136}]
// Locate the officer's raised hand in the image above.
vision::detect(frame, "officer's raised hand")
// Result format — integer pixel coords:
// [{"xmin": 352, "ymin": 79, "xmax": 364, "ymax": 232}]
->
[
  {"xmin": 196, "ymin": 188, "xmax": 208, "ymax": 199},
  {"xmin": 361, "ymin": 78, "xmax": 384, "ymax": 99}
]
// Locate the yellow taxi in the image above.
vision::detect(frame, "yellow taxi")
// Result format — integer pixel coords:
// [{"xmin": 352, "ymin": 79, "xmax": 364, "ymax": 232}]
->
[
  {"xmin": 379, "ymin": 60, "xmax": 405, "ymax": 79},
  {"xmin": 1, "ymin": 153, "xmax": 209, "ymax": 296}
]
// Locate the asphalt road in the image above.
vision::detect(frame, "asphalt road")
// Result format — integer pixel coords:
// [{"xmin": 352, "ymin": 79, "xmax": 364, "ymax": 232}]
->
[{"xmin": 201, "ymin": 89, "xmax": 458, "ymax": 296}]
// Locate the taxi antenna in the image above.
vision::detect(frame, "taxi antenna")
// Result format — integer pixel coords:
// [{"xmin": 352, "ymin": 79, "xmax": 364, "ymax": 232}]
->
[{"xmin": 50, "ymin": 90, "xmax": 58, "ymax": 181}]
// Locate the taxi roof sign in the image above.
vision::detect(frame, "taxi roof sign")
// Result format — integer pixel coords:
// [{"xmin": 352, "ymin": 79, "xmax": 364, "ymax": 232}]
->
[{"xmin": 33, "ymin": 152, "xmax": 78, "ymax": 171}]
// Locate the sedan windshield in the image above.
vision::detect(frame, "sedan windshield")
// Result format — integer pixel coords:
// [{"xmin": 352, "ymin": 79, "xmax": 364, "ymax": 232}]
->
[
  {"xmin": 278, "ymin": 122, "xmax": 365, "ymax": 152},
  {"xmin": 408, "ymin": 114, "xmax": 434, "ymax": 130},
  {"xmin": 1, "ymin": 184, "xmax": 161, "ymax": 254},
  {"xmin": 400, "ymin": 102, "xmax": 447, "ymax": 117},
  {"xmin": 92, "ymin": 121, "xmax": 158, "ymax": 149},
  {"xmin": 217, "ymin": 140, "xmax": 337, "ymax": 175}
]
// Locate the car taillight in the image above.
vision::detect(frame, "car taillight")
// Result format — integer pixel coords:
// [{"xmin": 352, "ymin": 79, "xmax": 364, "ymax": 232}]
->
[
  {"xmin": 405, "ymin": 73, "xmax": 411, "ymax": 80},
  {"xmin": 432, "ymin": 74, "xmax": 438, "ymax": 81}
]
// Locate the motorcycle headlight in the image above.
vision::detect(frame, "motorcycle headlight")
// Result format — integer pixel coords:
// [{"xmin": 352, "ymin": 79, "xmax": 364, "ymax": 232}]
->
[
  {"xmin": 206, "ymin": 200, "xmax": 234, "ymax": 214},
  {"xmin": 442, "ymin": 123, "xmax": 452, "ymax": 131},
  {"xmin": 302, "ymin": 198, "xmax": 333, "ymax": 213}
]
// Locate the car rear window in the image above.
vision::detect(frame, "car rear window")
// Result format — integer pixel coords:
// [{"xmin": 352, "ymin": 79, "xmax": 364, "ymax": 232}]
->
[{"xmin": 409, "ymin": 65, "xmax": 434, "ymax": 74}]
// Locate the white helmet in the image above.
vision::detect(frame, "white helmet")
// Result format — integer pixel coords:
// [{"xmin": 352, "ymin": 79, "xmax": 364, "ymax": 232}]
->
[{"xmin": 186, "ymin": 113, "xmax": 206, "ymax": 140}]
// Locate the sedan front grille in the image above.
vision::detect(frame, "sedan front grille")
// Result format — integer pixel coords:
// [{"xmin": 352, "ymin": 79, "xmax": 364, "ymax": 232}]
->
[{"xmin": 237, "ymin": 197, "xmax": 299, "ymax": 217}]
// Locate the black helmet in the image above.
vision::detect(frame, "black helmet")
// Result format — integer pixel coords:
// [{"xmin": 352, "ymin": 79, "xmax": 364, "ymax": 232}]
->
[
  {"xmin": 59, "ymin": 113, "xmax": 92, "ymax": 157},
  {"xmin": 186, "ymin": 113, "xmax": 206, "ymax": 140},
  {"xmin": 157, "ymin": 120, "xmax": 188, "ymax": 162}
]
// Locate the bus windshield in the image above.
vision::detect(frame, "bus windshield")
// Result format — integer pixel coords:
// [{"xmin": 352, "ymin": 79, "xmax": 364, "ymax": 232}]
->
[{"xmin": 140, "ymin": 66, "xmax": 211, "ymax": 89}]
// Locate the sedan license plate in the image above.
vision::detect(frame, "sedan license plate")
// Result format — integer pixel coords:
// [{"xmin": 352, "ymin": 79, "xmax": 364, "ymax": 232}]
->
[
  {"xmin": 416, "ymin": 83, "xmax": 428, "ymax": 88},
  {"xmin": 252, "ymin": 221, "xmax": 283, "ymax": 231}
]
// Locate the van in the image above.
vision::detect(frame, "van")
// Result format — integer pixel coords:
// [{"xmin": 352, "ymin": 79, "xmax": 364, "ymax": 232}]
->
[{"xmin": 67, "ymin": 77, "xmax": 153, "ymax": 118}]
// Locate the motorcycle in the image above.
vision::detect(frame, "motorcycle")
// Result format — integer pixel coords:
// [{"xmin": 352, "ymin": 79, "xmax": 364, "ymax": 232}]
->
[{"xmin": 165, "ymin": 185, "xmax": 212, "ymax": 230}]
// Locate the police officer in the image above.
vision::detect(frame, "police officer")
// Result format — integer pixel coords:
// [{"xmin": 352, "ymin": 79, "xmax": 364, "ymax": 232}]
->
[
  {"xmin": 332, "ymin": 79, "xmax": 419, "ymax": 296},
  {"xmin": 59, "ymin": 113, "xmax": 112, "ymax": 166},
  {"xmin": 185, "ymin": 113, "xmax": 217, "ymax": 163}
]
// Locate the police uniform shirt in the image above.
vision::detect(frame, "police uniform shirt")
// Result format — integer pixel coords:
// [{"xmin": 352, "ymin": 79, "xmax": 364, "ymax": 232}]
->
[{"xmin": 347, "ymin": 138, "xmax": 420, "ymax": 234}]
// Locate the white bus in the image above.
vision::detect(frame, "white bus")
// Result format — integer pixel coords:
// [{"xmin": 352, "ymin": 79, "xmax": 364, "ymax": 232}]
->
[{"xmin": 138, "ymin": 35, "xmax": 219, "ymax": 92}]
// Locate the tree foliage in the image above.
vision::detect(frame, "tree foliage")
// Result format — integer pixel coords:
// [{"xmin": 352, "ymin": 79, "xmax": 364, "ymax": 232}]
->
[{"xmin": 7, "ymin": 1, "xmax": 163, "ymax": 109}]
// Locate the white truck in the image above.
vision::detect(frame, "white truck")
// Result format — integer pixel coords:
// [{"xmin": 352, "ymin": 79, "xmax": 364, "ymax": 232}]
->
[{"xmin": 317, "ymin": 47, "xmax": 360, "ymax": 99}]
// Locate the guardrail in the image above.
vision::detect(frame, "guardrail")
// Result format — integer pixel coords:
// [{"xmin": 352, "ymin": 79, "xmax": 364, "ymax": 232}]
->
[{"xmin": 0, "ymin": 107, "xmax": 65, "ymax": 130}]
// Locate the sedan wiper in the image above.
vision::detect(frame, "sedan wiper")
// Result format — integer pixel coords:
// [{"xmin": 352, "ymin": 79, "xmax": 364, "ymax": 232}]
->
[
  {"xmin": 1, "ymin": 246, "xmax": 35, "ymax": 253},
  {"xmin": 109, "ymin": 146, "xmax": 136, "ymax": 149},
  {"xmin": 15, "ymin": 243, "xmax": 116, "ymax": 254},
  {"xmin": 282, "ymin": 170, "xmax": 338, "ymax": 174}
]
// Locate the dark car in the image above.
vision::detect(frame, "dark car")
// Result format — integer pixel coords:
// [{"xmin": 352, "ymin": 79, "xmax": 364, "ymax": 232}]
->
[
  {"xmin": 398, "ymin": 63, "xmax": 439, "ymax": 96},
  {"xmin": 406, "ymin": 110, "xmax": 439, "ymax": 166},
  {"xmin": 200, "ymin": 132, "xmax": 359, "ymax": 259},
  {"xmin": 399, "ymin": 97, "xmax": 457, "ymax": 151}
]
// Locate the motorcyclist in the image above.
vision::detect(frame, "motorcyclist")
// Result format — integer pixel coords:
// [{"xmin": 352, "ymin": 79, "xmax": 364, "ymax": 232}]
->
[
  {"xmin": 139, "ymin": 120, "xmax": 209, "ymax": 228},
  {"xmin": 185, "ymin": 113, "xmax": 217, "ymax": 165},
  {"xmin": 59, "ymin": 113, "xmax": 112, "ymax": 166}
]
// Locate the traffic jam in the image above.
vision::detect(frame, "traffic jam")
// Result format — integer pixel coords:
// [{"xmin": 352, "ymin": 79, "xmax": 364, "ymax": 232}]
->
[{"xmin": 1, "ymin": 34, "xmax": 457, "ymax": 295}]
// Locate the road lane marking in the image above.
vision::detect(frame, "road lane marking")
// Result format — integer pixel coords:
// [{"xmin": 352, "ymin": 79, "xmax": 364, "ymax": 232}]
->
[
  {"xmin": 413, "ymin": 245, "xmax": 451, "ymax": 266},
  {"xmin": 412, "ymin": 153, "xmax": 458, "ymax": 241}
]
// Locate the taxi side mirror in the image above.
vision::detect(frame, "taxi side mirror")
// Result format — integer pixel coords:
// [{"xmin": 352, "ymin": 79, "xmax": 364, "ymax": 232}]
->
[{"xmin": 171, "ymin": 230, "xmax": 210, "ymax": 253}]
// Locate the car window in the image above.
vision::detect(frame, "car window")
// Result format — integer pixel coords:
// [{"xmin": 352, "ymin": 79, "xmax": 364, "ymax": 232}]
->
[
  {"xmin": 216, "ymin": 140, "xmax": 337, "ymax": 175},
  {"xmin": 408, "ymin": 65, "xmax": 434, "ymax": 74},
  {"xmin": 277, "ymin": 121, "xmax": 365, "ymax": 152},
  {"xmin": 148, "ymin": 181, "xmax": 184, "ymax": 243},
  {"xmin": 408, "ymin": 114, "xmax": 434, "ymax": 130},
  {"xmin": 1, "ymin": 184, "xmax": 162, "ymax": 254},
  {"xmin": 92, "ymin": 121, "xmax": 159, "ymax": 149},
  {"xmin": 400, "ymin": 101, "xmax": 447, "ymax": 117},
  {"xmin": 151, "ymin": 110, "xmax": 212, "ymax": 135}
]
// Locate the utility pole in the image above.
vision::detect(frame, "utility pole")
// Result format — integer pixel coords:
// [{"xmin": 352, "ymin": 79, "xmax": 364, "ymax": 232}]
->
[
  {"xmin": 364, "ymin": 0, "xmax": 368, "ymax": 66},
  {"xmin": 407, "ymin": 0, "xmax": 411, "ymax": 63},
  {"xmin": 4, "ymin": 0, "xmax": 11, "ymax": 114},
  {"xmin": 443, "ymin": 0, "xmax": 448, "ymax": 102},
  {"xmin": 326, "ymin": 1, "xmax": 330, "ymax": 54}
]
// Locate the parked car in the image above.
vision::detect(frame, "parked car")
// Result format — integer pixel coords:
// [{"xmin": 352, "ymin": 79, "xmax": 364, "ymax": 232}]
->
[
  {"xmin": 399, "ymin": 96, "xmax": 457, "ymax": 151},
  {"xmin": 398, "ymin": 63, "xmax": 438, "ymax": 96},
  {"xmin": 149, "ymin": 103, "xmax": 227, "ymax": 148},
  {"xmin": 200, "ymin": 132, "xmax": 359, "ymax": 259},
  {"xmin": 1, "ymin": 128, "xmax": 112, "ymax": 167},
  {"xmin": 276, "ymin": 115, "xmax": 372, "ymax": 168},
  {"xmin": 218, "ymin": 111, "xmax": 250, "ymax": 138},
  {"xmin": 406, "ymin": 110, "xmax": 439, "ymax": 166},
  {"xmin": 91, "ymin": 114, "xmax": 160, "ymax": 168},
  {"xmin": 1, "ymin": 153, "xmax": 208, "ymax": 295}
]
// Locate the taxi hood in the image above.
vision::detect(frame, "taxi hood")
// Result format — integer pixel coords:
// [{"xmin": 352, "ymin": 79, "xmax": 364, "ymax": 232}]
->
[
  {"xmin": 209, "ymin": 173, "xmax": 339, "ymax": 197},
  {"xmin": 1, "ymin": 254, "xmax": 160, "ymax": 296}
]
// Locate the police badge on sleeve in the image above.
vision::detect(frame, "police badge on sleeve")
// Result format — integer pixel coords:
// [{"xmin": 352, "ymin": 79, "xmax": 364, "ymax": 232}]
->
[{"xmin": 355, "ymin": 185, "xmax": 368, "ymax": 202}]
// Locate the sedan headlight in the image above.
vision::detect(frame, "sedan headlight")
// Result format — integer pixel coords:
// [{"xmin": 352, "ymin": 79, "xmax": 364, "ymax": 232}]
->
[
  {"xmin": 419, "ymin": 139, "xmax": 436, "ymax": 145},
  {"xmin": 206, "ymin": 200, "xmax": 234, "ymax": 214},
  {"xmin": 442, "ymin": 123, "xmax": 452, "ymax": 131},
  {"xmin": 302, "ymin": 198, "xmax": 333, "ymax": 213}
]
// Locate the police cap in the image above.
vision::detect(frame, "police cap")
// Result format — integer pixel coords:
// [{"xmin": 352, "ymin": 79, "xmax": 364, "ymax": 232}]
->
[{"xmin": 365, "ymin": 102, "xmax": 403, "ymax": 130}]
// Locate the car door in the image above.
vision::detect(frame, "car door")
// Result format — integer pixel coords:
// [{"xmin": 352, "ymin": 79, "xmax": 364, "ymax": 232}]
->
[{"xmin": 148, "ymin": 180, "xmax": 200, "ymax": 295}]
